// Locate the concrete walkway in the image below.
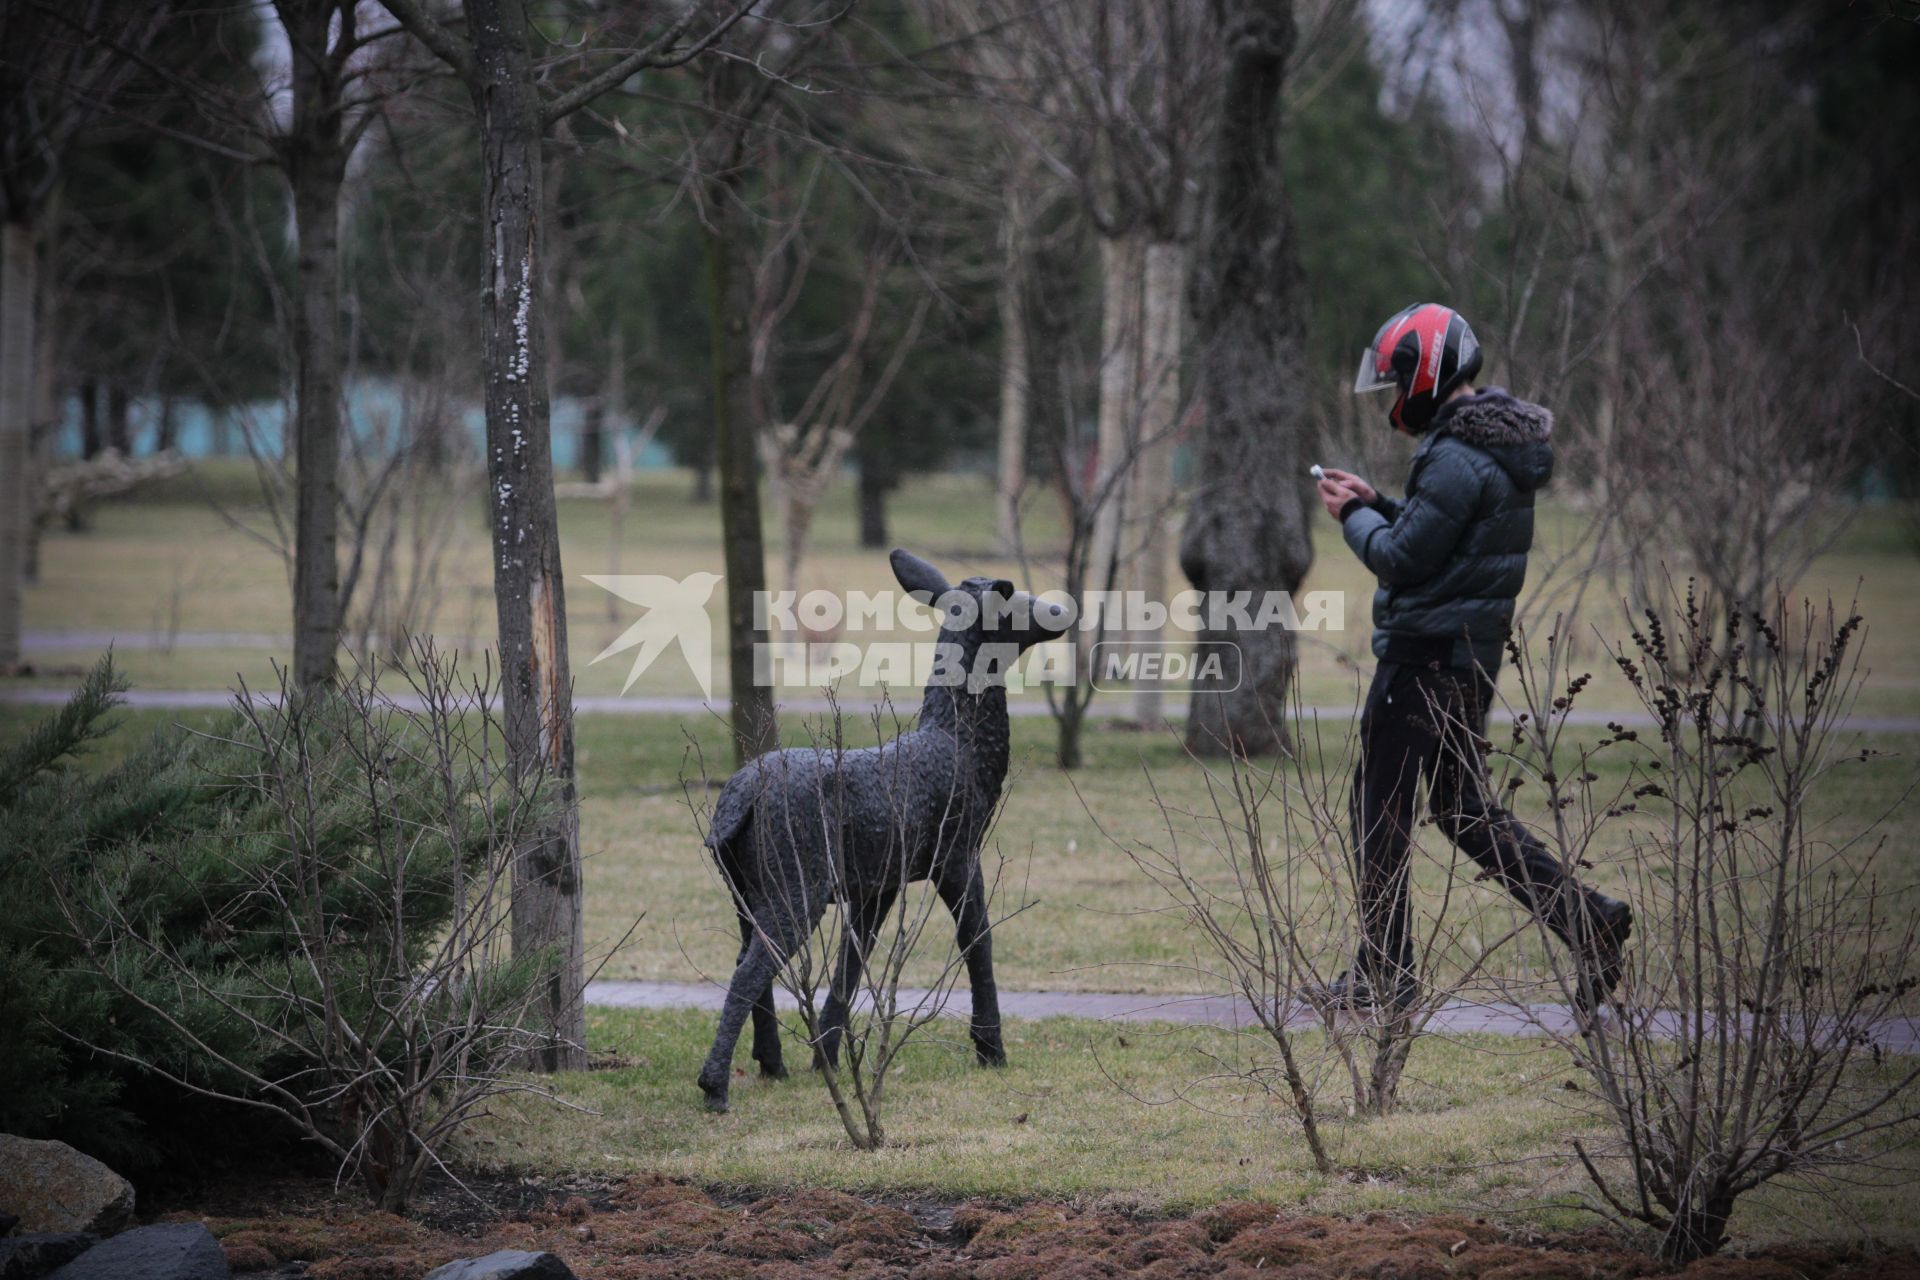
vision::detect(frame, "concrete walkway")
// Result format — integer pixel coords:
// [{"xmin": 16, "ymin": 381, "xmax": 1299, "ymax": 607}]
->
[
  {"xmin": 8, "ymin": 682, "xmax": 1920, "ymax": 735},
  {"xmin": 14, "ymin": 628, "xmax": 1920, "ymax": 732},
  {"xmin": 586, "ymin": 979, "xmax": 1920, "ymax": 1056}
]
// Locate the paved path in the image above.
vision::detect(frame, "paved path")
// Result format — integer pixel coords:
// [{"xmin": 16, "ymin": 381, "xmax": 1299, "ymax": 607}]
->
[
  {"xmin": 8, "ymin": 682, "xmax": 1920, "ymax": 735},
  {"xmin": 586, "ymin": 979, "xmax": 1920, "ymax": 1055},
  {"xmin": 15, "ymin": 628, "xmax": 1920, "ymax": 732}
]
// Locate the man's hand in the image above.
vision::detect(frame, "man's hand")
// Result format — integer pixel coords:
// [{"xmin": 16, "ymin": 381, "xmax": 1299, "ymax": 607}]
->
[
  {"xmin": 1319, "ymin": 467, "xmax": 1376, "ymax": 503},
  {"xmin": 1318, "ymin": 477, "xmax": 1358, "ymax": 520}
]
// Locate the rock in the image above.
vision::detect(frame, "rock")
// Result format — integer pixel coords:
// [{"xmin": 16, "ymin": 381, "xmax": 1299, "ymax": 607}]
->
[
  {"xmin": 423, "ymin": 1250, "xmax": 576, "ymax": 1280},
  {"xmin": 47, "ymin": 1223, "xmax": 229, "ymax": 1280},
  {"xmin": 0, "ymin": 1233, "xmax": 95, "ymax": 1280},
  {"xmin": 0, "ymin": 1138, "xmax": 134, "ymax": 1237},
  {"xmin": 0, "ymin": 1214, "xmax": 17, "ymax": 1238}
]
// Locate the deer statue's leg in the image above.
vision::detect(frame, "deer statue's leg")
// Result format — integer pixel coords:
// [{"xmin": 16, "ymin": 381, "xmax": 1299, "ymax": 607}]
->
[
  {"xmin": 941, "ymin": 862, "xmax": 1005, "ymax": 1067},
  {"xmin": 737, "ymin": 910, "xmax": 786, "ymax": 1080},
  {"xmin": 698, "ymin": 931, "xmax": 778, "ymax": 1113},
  {"xmin": 700, "ymin": 892, "xmax": 819, "ymax": 1111},
  {"xmin": 817, "ymin": 886, "xmax": 898, "ymax": 1069}
]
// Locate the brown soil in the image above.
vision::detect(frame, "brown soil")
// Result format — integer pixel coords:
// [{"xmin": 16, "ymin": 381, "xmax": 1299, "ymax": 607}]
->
[{"xmin": 154, "ymin": 1173, "xmax": 1917, "ymax": 1280}]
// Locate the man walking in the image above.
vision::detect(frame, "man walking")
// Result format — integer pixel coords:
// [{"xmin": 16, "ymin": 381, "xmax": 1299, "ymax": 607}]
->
[{"xmin": 1317, "ymin": 302, "xmax": 1631, "ymax": 1014}]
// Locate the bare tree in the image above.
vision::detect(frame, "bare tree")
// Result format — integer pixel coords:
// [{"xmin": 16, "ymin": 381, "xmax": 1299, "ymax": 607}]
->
[
  {"xmin": 377, "ymin": 0, "xmax": 769, "ymax": 1069},
  {"xmin": 1179, "ymin": 0, "xmax": 1314, "ymax": 757},
  {"xmin": 946, "ymin": 0, "xmax": 1216, "ymax": 724},
  {"xmin": 0, "ymin": 3, "xmax": 171, "ymax": 670},
  {"xmin": 748, "ymin": 169, "xmax": 929, "ymax": 601},
  {"xmin": 700, "ymin": 46, "xmax": 784, "ymax": 764}
]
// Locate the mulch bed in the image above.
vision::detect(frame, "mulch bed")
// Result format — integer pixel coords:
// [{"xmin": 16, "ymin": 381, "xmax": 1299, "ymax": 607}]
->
[{"xmin": 153, "ymin": 1173, "xmax": 1918, "ymax": 1280}]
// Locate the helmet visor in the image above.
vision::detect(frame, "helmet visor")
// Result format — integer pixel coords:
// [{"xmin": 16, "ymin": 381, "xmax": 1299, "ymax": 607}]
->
[{"xmin": 1353, "ymin": 348, "xmax": 1398, "ymax": 395}]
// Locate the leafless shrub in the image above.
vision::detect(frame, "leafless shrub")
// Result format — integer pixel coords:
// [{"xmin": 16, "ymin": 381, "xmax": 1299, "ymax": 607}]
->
[
  {"xmin": 52, "ymin": 645, "xmax": 571, "ymax": 1212},
  {"xmin": 1083, "ymin": 689, "xmax": 1526, "ymax": 1164},
  {"xmin": 1490, "ymin": 591, "xmax": 1920, "ymax": 1262}
]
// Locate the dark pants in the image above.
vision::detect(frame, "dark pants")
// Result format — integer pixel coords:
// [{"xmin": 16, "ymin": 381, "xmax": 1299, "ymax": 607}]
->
[{"xmin": 1351, "ymin": 659, "xmax": 1589, "ymax": 984}]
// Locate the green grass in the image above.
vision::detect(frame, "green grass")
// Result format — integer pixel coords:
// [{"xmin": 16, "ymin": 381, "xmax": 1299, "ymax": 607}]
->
[
  {"xmin": 20, "ymin": 461, "xmax": 1920, "ymax": 716},
  {"xmin": 468, "ymin": 1004, "xmax": 1920, "ymax": 1245},
  {"xmin": 11, "ymin": 703, "xmax": 1913, "ymax": 1001},
  {"xmin": 10, "ymin": 469, "xmax": 1920, "ymax": 1235}
]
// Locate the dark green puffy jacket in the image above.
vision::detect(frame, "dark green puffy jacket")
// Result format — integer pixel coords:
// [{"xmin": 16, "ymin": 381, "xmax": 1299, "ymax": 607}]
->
[{"xmin": 1340, "ymin": 387, "xmax": 1553, "ymax": 674}]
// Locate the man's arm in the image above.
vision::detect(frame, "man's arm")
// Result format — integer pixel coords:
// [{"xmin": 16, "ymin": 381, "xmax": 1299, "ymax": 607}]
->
[
  {"xmin": 1320, "ymin": 467, "xmax": 1400, "ymax": 522},
  {"xmin": 1339, "ymin": 447, "xmax": 1479, "ymax": 586}
]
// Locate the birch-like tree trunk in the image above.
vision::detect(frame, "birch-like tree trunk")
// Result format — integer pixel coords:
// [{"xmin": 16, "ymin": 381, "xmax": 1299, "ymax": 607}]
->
[
  {"xmin": 466, "ymin": 0, "xmax": 586, "ymax": 1071},
  {"xmin": 281, "ymin": 0, "xmax": 349, "ymax": 691},
  {"xmin": 995, "ymin": 189, "xmax": 1031, "ymax": 547},
  {"xmin": 1130, "ymin": 239, "xmax": 1185, "ymax": 726},
  {"xmin": 1089, "ymin": 231, "xmax": 1146, "ymax": 613},
  {"xmin": 0, "ymin": 218, "xmax": 31, "ymax": 670},
  {"xmin": 1179, "ymin": 0, "xmax": 1310, "ymax": 757}
]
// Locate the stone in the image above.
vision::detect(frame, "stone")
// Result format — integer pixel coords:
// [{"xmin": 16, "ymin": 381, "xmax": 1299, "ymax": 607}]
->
[
  {"xmin": 423, "ymin": 1250, "xmax": 576, "ymax": 1280},
  {"xmin": 0, "ymin": 1138, "xmax": 134, "ymax": 1237},
  {"xmin": 47, "ymin": 1224, "xmax": 228, "ymax": 1280},
  {"xmin": 0, "ymin": 1214, "xmax": 17, "ymax": 1238},
  {"xmin": 0, "ymin": 1233, "xmax": 95, "ymax": 1280}
]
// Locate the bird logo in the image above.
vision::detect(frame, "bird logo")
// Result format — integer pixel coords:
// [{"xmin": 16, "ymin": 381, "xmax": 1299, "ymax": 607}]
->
[{"xmin": 583, "ymin": 572, "xmax": 723, "ymax": 698}]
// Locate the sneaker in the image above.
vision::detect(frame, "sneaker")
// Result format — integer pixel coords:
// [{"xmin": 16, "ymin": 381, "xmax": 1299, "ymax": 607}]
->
[
  {"xmin": 1308, "ymin": 967, "xmax": 1419, "ymax": 1014},
  {"xmin": 1572, "ymin": 893, "xmax": 1633, "ymax": 1015}
]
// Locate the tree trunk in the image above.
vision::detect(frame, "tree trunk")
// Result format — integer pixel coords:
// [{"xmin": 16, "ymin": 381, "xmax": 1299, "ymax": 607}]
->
[
  {"xmin": 1130, "ymin": 239, "xmax": 1186, "ymax": 727},
  {"xmin": 1179, "ymin": 0, "xmax": 1311, "ymax": 758},
  {"xmin": 857, "ymin": 450, "xmax": 889, "ymax": 549},
  {"xmin": 1661, "ymin": 1192, "xmax": 1733, "ymax": 1265},
  {"xmin": 0, "ymin": 217, "xmax": 32, "ymax": 670},
  {"xmin": 995, "ymin": 191, "xmax": 1030, "ymax": 548},
  {"xmin": 580, "ymin": 395, "xmax": 605, "ymax": 483},
  {"xmin": 1089, "ymin": 232, "xmax": 1145, "ymax": 609},
  {"xmin": 705, "ymin": 141, "xmax": 778, "ymax": 763},
  {"xmin": 468, "ymin": 0, "xmax": 586, "ymax": 1072},
  {"xmin": 105, "ymin": 385, "xmax": 131, "ymax": 455},
  {"xmin": 283, "ymin": 0, "xmax": 349, "ymax": 692},
  {"xmin": 156, "ymin": 395, "xmax": 178, "ymax": 451},
  {"xmin": 80, "ymin": 381, "xmax": 102, "ymax": 458}
]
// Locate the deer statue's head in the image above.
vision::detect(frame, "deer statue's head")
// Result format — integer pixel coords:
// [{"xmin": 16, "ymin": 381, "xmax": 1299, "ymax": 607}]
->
[{"xmin": 889, "ymin": 549, "xmax": 1071, "ymax": 699}]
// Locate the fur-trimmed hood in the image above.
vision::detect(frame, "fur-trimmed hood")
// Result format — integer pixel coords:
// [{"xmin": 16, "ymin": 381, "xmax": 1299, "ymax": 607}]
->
[{"xmin": 1433, "ymin": 386, "xmax": 1553, "ymax": 492}]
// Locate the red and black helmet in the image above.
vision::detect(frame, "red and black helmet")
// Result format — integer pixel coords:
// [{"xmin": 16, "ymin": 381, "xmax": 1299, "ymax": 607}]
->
[{"xmin": 1353, "ymin": 303, "xmax": 1482, "ymax": 434}]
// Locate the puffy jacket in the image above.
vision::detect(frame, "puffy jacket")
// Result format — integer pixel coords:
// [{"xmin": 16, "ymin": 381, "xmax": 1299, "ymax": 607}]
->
[{"xmin": 1339, "ymin": 387, "xmax": 1553, "ymax": 674}]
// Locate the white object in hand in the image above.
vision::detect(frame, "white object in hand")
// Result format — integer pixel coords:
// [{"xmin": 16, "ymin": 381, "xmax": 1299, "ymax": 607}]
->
[{"xmin": 1309, "ymin": 464, "xmax": 1326, "ymax": 481}]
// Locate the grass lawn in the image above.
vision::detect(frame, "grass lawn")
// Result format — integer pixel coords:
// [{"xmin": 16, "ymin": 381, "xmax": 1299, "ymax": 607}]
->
[
  {"xmin": 8, "ymin": 468, "xmax": 1920, "ymax": 1245},
  {"xmin": 18, "ymin": 461, "xmax": 1920, "ymax": 717},
  {"xmin": 456, "ymin": 1004, "xmax": 1920, "ymax": 1247}
]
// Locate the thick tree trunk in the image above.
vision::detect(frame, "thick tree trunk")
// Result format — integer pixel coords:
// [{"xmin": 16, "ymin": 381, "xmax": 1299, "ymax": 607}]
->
[
  {"xmin": 1130, "ymin": 240, "xmax": 1186, "ymax": 726},
  {"xmin": 284, "ymin": 0, "xmax": 348, "ymax": 692},
  {"xmin": 468, "ymin": 0, "xmax": 586, "ymax": 1072},
  {"xmin": 1179, "ymin": 0, "xmax": 1311, "ymax": 757},
  {"xmin": 705, "ymin": 152, "xmax": 778, "ymax": 763},
  {"xmin": 0, "ymin": 217, "xmax": 32, "ymax": 670},
  {"xmin": 995, "ymin": 192, "xmax": 1030, "ymax": 548}
]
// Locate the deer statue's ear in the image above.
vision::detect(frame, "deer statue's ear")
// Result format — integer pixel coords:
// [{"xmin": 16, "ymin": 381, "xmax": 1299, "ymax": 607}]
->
[{"xmin": 890, "ymin": 549, "xmax": 951, "ymax": 603}]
